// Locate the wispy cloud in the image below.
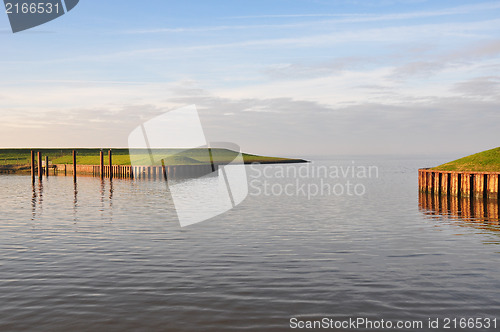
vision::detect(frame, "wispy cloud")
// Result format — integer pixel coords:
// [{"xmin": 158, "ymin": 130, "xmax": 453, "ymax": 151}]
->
[{"xmin": 224, "ymin": 1, "xmax": 500, "ymax": 21}]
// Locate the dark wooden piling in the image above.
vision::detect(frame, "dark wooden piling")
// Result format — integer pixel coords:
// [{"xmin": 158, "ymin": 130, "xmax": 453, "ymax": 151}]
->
[
  {"xmin": 461, "ymin": 173, "xmax": 471, "ymax": 198},
  {"xmin": 487, "ymin": 174, "xmax": 499, "ymax": 200},
  {"xmin": 108, "ymin": 150, "xmax": 113, "ymax": 181},
  {"xmin": 474, "ymin": 174, "xmax": 486, "ymax": 199},
  {"xmin": 441, "ymin": 172, "xmax": 449, "ymax": 195},
  {"xmin": 45, "ymin": 155, "xmax": 49, "ymax": 177},
  {"xmin": 37, "ymin": 151, "xmax": 42, "ymax": 180},
  {"xmin": 73, "ymin": 150, "xmax": 77, "ymax": 182},
  {"xmin": 100, "ymin": 150, "xmax": 104, "ymax": 179},
  {"xmin": 450, "ymin": 173, "xmax": 460, "ymax": 196},
  {"xmin": 434, "ymin": 172, "xmax": 440, "ymax": 195},
  {"xmin": 31, "ymin": 151, "xmax": 35, "ymax": 182}
]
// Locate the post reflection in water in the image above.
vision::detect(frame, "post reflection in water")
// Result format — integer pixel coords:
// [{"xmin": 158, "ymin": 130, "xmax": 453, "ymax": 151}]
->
[
  {"xmin": 419, "ymin": 192, "xmax": 500, "ymax": 230},
  {"xmin": 31, "ymin": 180, "xmax": 43, "ymax": 220},
  {"xmin": 99, "ymin": 179, "xmax": 114, "ymax": 222},
  {"xmin": 100, "ymin": 178, "xmax": 105, "ymax": 213},
  {"xmin": 73, "ymin": 181, "xmax": 78, "ymax": 222},
  {"xmin": 108, "ymin": 180, "xmax": 113, "ymax": 221}
]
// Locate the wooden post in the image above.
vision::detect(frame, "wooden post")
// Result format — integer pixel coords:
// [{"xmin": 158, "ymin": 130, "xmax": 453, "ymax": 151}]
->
[
  {"xmin": 441, "ymin": 172, "xmax": 449, "ymax": 195},
  {"xmin": 422, "ymin": 170, "xmax": 428, "ymax": 192},
  {"xmin": 426, "ymin": 172, "xmax": 433, "ymax": 193},
  {"xmin": 486, "ymin": 174, "xmax": 498, "ymax": 200},
  {"xmin": 461, "ymin": 173, "xmax": 471, "ymax": 198},
  {"xmin": 37, "ymin": 151, "xmax": 42, "ymax": 180},
  {"xmin": 109, "ymin": 150, "xmax": 112, "ymax": 180},
  {"xmin": 100, "ymin": 150, "xmax": 104, "ymax": 179},
  {"xmin": 31, "ymin": 151, "xmax": 35, "ymax": 183},
  {"xmin": 474, "ymin": 173, "xmax": 486, "ymax": 199},
  {"xmin": 434, "ymin": 172, "xmax": 440, "ymax": 195},
  {"xmin": 45, "ymin": 155, "xmax": 49, "ymax": 177},
  {"xmin": 450, "ymin": 173, "xmax": 460, "ymax": 196},
  {"xmin": 420, "ymin": 170, "xmax": 426, "ymax": 192},
  {"xmin": 73, "ymin": 150, "xmax": 77, "ymax": 182}
]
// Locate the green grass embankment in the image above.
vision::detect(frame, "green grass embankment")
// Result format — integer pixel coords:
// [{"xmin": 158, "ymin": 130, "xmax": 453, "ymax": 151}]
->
[
  {"xmin": 432, "ymin": 147, "xmax": 500, "ymax": 172},
  {"xmin": 0, "ymin": 148, "xmax": 306, "ymax": 166}
]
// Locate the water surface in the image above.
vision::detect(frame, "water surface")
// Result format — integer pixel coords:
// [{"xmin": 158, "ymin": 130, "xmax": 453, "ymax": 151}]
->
[{"xmin": 1, "ymin": 158, "xmax": 499, "ymax": 331}]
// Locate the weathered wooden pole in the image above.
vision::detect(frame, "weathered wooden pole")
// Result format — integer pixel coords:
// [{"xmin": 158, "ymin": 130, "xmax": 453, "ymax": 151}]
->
[
  {"xmin": 426, "ymin": 172, "xmax": 433, "ymax": 193},
  {"xmin": 73, "ymin": 150, "xmax": 77, "ymax": 182},
  {"xmin": 45, "ymin": 155, "xmax": 49, "ymax": 177},
  {"xmin": 108, "ymin": 149, "xmax": 113, "ymax": 180},
  {"xmin": 441, "ymin": 172, "xmax": 449, "ymax": 195},
  {"xmin": 37, "ymin": 151, "xmax": 42, "ymax": 180},
  {"xmin": 474, "ymin": 173, "xmax": 486, "ymax": 199},
  {"xmin": 434, "ymin": 172, "xmax": 440, "ymax": 195},
  {"xmin": 461, "ymin": 173, "xmax": 471, "ymax": 198},
  {"xmin": 99, "ymin": 150, "xmax": 104, "ymax": 179},
  {"xmin": 450, "ymin": 173, "xmax": 460, "ymax": 196},
  {"xmin": 31, "ymin": 151, "xmax": 35, "ymax": 183},
  {"xmin": 487, "ymin": 174, "xmax": 499, "ymax": 200}
]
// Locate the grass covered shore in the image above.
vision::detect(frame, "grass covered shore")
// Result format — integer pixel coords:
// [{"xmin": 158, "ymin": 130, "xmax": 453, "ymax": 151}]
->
[
  {"xmin": 0, "ymin": 148, "xmax": 307, "ymax": 166},
  {"xmin": 432, "ymin": 147, "xmax": 500, "ymax": 172}
]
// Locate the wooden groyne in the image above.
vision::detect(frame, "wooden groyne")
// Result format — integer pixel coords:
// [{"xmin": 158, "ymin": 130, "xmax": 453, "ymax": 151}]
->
[
  {"xmin": 418, "ymin": 169, "xmax": 500, "ymax": 200},
  {"xmin": 27, "ymin": 150, "xmax": 219, "ymax": 182},
  {"xmin": 49, "ymin": 163, "xmax": 217, "ymax": 180}
]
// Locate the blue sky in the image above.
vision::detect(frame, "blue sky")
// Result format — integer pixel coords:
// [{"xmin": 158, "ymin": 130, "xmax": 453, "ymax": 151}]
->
[{"xmin": 1, "ymin": 0, "xmax": 499, "ymax": 157}]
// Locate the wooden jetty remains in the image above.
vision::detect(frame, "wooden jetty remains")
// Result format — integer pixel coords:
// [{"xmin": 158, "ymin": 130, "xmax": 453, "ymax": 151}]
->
[
  {"xmin": 28, "ymin": 150, "xmax": 218, "ymax": 182},
  {"xmin": 418, "ymin": 169, "xmax": 500, "ymax": 200}
]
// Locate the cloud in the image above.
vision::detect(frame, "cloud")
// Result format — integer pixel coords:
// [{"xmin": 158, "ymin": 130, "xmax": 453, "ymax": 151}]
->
[
  {"xmin": 452, "ymin": 76, "xmax": 500, "ymax": 99},
  {"xmin": 222, "ymin": 1, "xmax": 500, "ymax": 22},
  {"xmin": 264, "ymin": 57, "xmax": 370, "ymax": 80},
  {"xmin": 0, "ymin": 81, "xmax": 498, "ymax": 156}
]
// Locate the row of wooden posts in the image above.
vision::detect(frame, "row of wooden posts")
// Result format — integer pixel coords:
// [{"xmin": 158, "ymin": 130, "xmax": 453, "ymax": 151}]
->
[
  {"xmin": 418, "ymin": 169, "xmax": 500, "ymax": 200},
  {"xmin": 31, "ymin": 150, "xmax": 217, "ymax": 182},
  {"xmin": 31, "ymin": 150, "xmax": 120, "ymax": 182}
]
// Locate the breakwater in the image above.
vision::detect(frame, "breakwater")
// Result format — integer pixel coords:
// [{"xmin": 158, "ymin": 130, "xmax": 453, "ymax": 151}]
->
[
  {"xmin": 25, "ymin": 150, "xmax": 219, "ymax": 182},
  {"xmin": 50, "ymin": 163, "xmax": 217, "ymax": 180},
  {"xmin": 418, "ymin": 169, "xmax": 500, "ymax": 200}
]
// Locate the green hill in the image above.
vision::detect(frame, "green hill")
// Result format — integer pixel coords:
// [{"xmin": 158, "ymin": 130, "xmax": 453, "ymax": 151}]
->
[{"xmin": 432, "ymin": 147, "xmax": 500, "ymax": 172}]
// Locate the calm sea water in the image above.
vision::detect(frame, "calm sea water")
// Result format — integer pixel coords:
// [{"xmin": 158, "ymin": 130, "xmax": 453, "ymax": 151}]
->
[{"xmin": 1, "ymin": 158, "xmax": 499, "ymax": 331}]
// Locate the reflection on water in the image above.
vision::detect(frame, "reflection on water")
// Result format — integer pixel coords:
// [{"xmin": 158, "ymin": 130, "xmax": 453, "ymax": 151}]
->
[
  {"xmin": 419, "ymin": 192, "xmax": 500, "ymax": 231},
  {"xmin": 31, "ymin": 180, "xmax": 43, "ymax": 220},
  {"xmin": 73, "ymin": 181, "xmax": 78, "ymax": 222}
]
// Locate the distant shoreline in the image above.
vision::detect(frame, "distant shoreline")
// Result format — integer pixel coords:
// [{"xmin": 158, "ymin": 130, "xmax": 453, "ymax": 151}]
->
[{"xmin": 0, "ymin": 148, "xmax": 308, "ymax": 174}]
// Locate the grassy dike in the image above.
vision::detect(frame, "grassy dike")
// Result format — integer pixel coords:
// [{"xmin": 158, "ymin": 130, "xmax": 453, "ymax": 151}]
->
[
  {"xmin": 0, "ymin": 148, "xmax": 307, "ymax": 167},
  {"xmin": 432, "ymin": 147, "xmax": 500, "ymax": 172}
]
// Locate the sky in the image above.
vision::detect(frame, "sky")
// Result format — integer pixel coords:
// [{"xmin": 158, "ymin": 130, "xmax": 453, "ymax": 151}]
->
[{"xmin": 0, "ymin": 0, "xmax": 499, "ymax": 158}]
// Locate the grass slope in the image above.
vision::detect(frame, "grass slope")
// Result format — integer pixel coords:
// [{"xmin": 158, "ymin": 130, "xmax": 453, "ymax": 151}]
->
[
  {"xmin": 432, "ymin": 147, "xmax": 500, "ymax": 172},
  {"xmin": 0, "ymin": 148, "xmax": 306, "ymax": 166}
]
